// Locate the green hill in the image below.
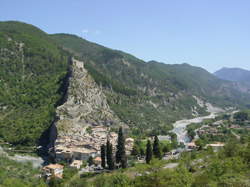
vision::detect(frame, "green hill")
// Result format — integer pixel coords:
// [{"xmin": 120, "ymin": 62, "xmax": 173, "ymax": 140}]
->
[
  {"xmin": 0, "ymin": 21, "xmax": 69, "ymax": 145},
  {"xmin": 1, "ymin": 21, "xmax": 250, "ymax": 146},
  {"xmin": 51, "ymin": 33, "xmax": 250, "ymax": 136}
]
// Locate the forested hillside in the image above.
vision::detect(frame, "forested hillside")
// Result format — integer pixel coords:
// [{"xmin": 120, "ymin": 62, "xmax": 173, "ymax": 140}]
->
[
  {"xmin": 0, "ymin": 21, "xmax": 69, "ymax": 146},
  {"xmin": 1, "ymin": 21, "xmax": 250, "ymax": 146},
  {"xmin": 51, "ymin": 34, "xmax": 250, "ymax": 136}
]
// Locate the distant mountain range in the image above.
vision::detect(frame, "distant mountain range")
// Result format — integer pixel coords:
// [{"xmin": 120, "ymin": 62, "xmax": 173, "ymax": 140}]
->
[{"xmin": 214, "ymin": 67, "xmax": 250, "ymax": 83}]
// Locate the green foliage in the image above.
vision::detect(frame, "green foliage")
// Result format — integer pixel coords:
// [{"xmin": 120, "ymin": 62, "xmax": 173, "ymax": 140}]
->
[
  {"xmin": 133, "ymin": 164, "xmax": 193, "ymax": 187},
  {"xmin": 234, "ymin": 111, "xmax": 249, "ymax": 121},
  {"xmin": 51, "ymin": 33, "xmax": 250, "ymax": 137},
  {"xmin": 63, "ymin": 166, "xmax": 78, "ymax": 181},
  {"xmin": 131, "ymin": 144, "xmax": 139, "ymax": 156},
  {"xmin": 186, "ymin": 123, "xmax": 202, "ymax": 141},
  {"xmin": 106, "ymin": 139, "xmax": 114, "ymax": 170},
  {"xmin": 101, "ymin": 144, "xmax": 106, "ymax": 168},
  {"xmin": 88, "ymin": 156, "xmax": 94, "ymax": 166},
  {"xmin": 86, "ymin": 126, "xmax": 93, "ymax": 134},
  {"xmin": 146, "ymin": 140, "xmax": 152, "ymax": 164},
  {"xmin": 61, "ymin": 137, "xmax": 250, "ymax": 187},
  {"xmin": 0, "ymin": 21, "xmax": 69, "ymax": 146},
  {"xmin": 153, "ymin": 136, "xmax": 162, "ymax": 159},
  {"xmin": 92, "ymin": 173, "xmax": 132, "ymax": 187},
  {"xmin": 195, "ymin": 139, "xmax": 205, "ymax": 150},
  {"xmin": 0, "ymin": 155, "xmax": 46, "ymax": 186},
  {"xmin": 116, "ymin": 127, "xmax": 127, "ymax": 168}
]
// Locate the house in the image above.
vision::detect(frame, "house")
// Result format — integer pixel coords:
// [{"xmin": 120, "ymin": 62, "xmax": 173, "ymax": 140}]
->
[
  {"xmin": 158, "ymin": 135, "xmax": 171, "ymax": 141},
  {"xmin": 187, "ymin": 142, "xmax": 197, "ymax": 149},
  {"xmin": 125, "ymin": 137, "xmax": 134, "ymax": 154},
  {"xmin": 70, "ymin": 160, "xmax": 83, "ymax": 169},
  {"xmin": 72, "ymin": 147, "xmax": 97, "ymax": 160},
  {"xmin": 42, "ymin": 164, "xmax": 64, "ymax": 180},
  {"xmin": 55, "ymin": 146, "xmax": 97, "ymax": 162},
  {"xmin": 205, "ymin": 142, "xmax": 225, "ymax": 152},
  {"xmin": 93, "ymin": 157, "xmax": 102, "ymax": 165},
  {"xmin": 212, "ymin": 120, "xmax": 223, "ymax": 126}
]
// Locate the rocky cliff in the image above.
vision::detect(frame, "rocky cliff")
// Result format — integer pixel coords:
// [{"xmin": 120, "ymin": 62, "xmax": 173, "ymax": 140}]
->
[{"xmin": 50, "ymin": 58, "xmax": 126, "ymax": 160}]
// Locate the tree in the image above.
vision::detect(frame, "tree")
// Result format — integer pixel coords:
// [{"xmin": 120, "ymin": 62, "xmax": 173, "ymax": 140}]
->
[
  {"xmin": 234, "ymin": 111, "xmax": 248, "ymax": 122},
  {"xmin": 101, "ymin": 144, "xmax": 106, "ymax": 168},
  {"xmin": 106, "ymin": 139, "xmax": 114, "ymax": 170},
  {"xmin": 140, "ymin": 147, "xmax": 145, "ymax": 156},
  {"xmin": 162, "ymin": 144, "xmax": 170, "ymax": 153},
  {"xmin": 146, "ymin": 140, "xmax": 152, "ymax": 164},
  {"xmin": 87, "ymin": 156, "xmax": 94, "ymax": 166},
  {"xmin": 223, "ymin": 141, "xmax": 239, "ymax": 157},
  {"xmin": 131, "ymin": 144, "xmax": 139, "ymax": 156},
  {"xmin": 116, "ymin": 127, "xmax": 127, "ymax": 168},
  {"xmin": 121, "ymin": 154, "xmax": 127, "ymax": 169},
  {"xmin": 195, "ymin": 139, "xmax": 205, "ymax": 151},
  {"xmin": 153, "ymin": 136, "xmax": 162, "ymax": 159}
]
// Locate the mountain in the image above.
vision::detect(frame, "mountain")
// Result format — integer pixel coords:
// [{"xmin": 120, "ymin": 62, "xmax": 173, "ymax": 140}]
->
[
  {"xmin": 214, "ymin": 67, "xmax": 250, "ymax": 83},
  {"xmin": 51, "ymin": 34, "xmax": 250, "ymax": 134},
  {"xmin": 0, "ymin": 21, "xmax": 69, "ymax": 145},
  {"xmin": 1, "ymin": 21, "xmax": 250, "ymax": 147}
]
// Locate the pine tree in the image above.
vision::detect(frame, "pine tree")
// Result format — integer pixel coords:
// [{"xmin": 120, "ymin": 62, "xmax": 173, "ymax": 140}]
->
[
  {"xmin": 106, "ymin": 139, "xmax": 114, "ymax": 170},
  {"xmin": 146, "ymin": 140, "xmax": 152, "ymax": 164},
  {"xmin": 116, "ymin": 127, "xmax": 127, "ymax": 168},
  {"xmin": 153, "ymin": 135, "xmax": 162, "ymax": 159},
  {"xmin": 101, "ymin": 144, "xmax": 106, "ymax": 168}
]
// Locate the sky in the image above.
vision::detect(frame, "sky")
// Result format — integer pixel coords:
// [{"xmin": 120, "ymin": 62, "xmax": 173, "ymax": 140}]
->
[{"xmin": 1, "ymin": 0, "xmax": 250, "ymax": 72}]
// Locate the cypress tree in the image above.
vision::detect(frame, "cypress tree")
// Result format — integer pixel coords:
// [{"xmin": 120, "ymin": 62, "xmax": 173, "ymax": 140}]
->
[
  {"xmin": 153, "ymin": 135, "xmax": 162, "ymax": 159},
  {"xmin": 106, "ymin": 139, "xmax": 114, "ymax": 170},
  {"xmin": 116, "ymin": 127, "xmax": 127, "ymax": 168},
  {"xmin": 87, "ymin": 156, "xmax": 94, "ymax": 166},
  {"xmin": 101, "ymin": 144, "xmax": 106, "ymax": 168},
  {"xmin": 121, "ymin": 154, "xmax": 127, "ymax": 168},
  {"xmin": 140, "ymin": 147, "xmax": 145, "ymax": 156},
  {"xmin": 146, "ymin": 140, "xmax": 152, "ymax": 164},
  {"xmin": 131, "ymin": 144, "xmax": 139, "ymax": 156}
]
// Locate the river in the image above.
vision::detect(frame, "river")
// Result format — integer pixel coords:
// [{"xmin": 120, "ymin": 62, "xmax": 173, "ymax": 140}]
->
[
  {"xmin": 171, "ymin": 108, "xmax": 238, "ymax": 145},
  {"xmin": 171, "ymin": 112, "xmax": 218, "ymax": 145}
]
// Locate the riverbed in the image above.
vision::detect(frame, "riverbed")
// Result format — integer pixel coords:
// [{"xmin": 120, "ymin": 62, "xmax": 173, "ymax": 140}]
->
[
  {"xmin": 171, "ymin": 112, "xmax": 217, "ymax": 144},
  {"xmin": 171, "ymin": 107, "xmax": 238, "ymax": 145}
]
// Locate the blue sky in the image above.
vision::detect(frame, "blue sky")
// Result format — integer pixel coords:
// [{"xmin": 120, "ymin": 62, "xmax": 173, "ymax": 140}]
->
[{"xmin": 1, "ymin": 0, "xmax": 250, "ymax": 72}]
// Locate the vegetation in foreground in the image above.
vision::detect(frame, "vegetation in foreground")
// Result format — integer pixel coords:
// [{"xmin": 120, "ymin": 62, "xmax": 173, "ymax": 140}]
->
[
  {"xmin": 56, "ymin": 137, "xmax": 250, "ymax": 187},
  {"xmin": 1, "ymin": 132, "xmax": 249, "ymax": 187}
]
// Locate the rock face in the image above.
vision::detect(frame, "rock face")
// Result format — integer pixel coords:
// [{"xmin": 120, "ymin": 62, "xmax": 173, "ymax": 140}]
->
[
  {"xmin": 50, "ymin": 58, "xmax": 126, "ymax": 161},
  {"xmin": 56, "ymin": 59, "xmax": 123, "ymax": 135}
]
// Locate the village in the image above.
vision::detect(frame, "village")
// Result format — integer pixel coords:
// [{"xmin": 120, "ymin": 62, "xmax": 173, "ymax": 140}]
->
[
  {"xmin": 39, "ymin": 59, "xmax": 249, "ymax": 182},
  {"xmin": 42, "ymin": 125, "xmax": 135, "ymax": 180}
]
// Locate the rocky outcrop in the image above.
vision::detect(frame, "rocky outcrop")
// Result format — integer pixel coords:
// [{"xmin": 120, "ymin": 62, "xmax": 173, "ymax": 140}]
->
[
  {"xmin": 56, "ymin": 59, "xmax": 123, "ymax": 135},
  {"xmin": 50, "ymin": 58, "xmax": 126, "ymax": 160}
]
